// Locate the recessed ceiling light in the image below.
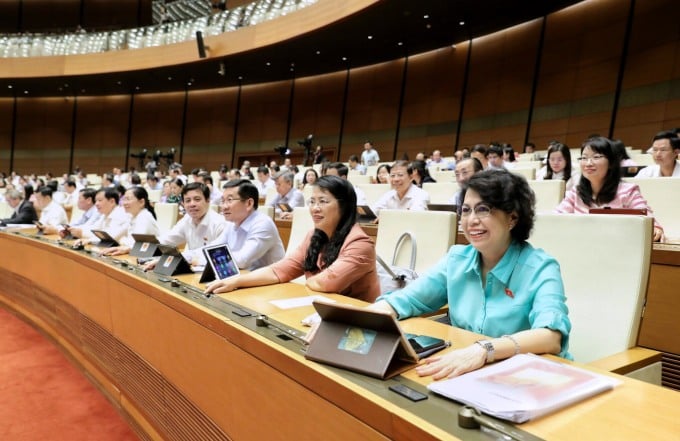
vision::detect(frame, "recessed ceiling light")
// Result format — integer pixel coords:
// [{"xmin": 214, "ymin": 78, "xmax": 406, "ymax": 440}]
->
[
  {"xmin": 423, "ymin": 14, "xmax": 429, "ymax": 19},
  {"xmin": 341, "ymin": 56, "xmax": 347, "ymax": 61},
  {"xmin": 23, "ymin": 90, "xmax": 28, "ymax": 94},
  {"xmin": 7, "ymin": 85, "xmax": 12, "ymax": 89},
  {"xmin": 397, "ymin": 42, "xmax": 403, "ymax": 46},
  {"xmin": 237, "ymin": 76, "xmax": 243, "ymax": 80},
  {"xmin": 266, "ymin": 62, "xmax": 271, "ymax": 66},
  {"xmin": 459, "ymin": 21, "xmax": 465, "ymax": 26},
  {"xmin": 316, "ymin": 50, "xmax": 321, "ymax": 55},
  {"xmin": 367, "ymin": 35, "xmax": 373, "ymax": 40}
]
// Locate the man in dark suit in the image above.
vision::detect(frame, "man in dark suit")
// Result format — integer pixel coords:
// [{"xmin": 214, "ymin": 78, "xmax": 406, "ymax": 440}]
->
[{"xmin": 0, "ymin": 189, "xmax": 38, "ymax": 225}]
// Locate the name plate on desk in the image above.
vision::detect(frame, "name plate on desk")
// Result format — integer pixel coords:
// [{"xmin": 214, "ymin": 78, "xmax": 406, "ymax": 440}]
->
[
  {"xmin": 305, "ymin": 301, "xmax": 418, "ymax": 379},
  {"xmin": 154, "ymin": 245, "xmax": 193, "ymax": 276}
]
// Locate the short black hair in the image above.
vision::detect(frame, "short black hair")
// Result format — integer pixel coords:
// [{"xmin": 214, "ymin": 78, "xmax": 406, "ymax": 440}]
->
[
  {"xmin": 222, "ymin": 179, "xmax": 259, "ymax": 209},
  {"xmin": 461, "ymin": 169, "xmax": 535, "ymax": 242},
  {"xmin": 181, "ymin": 182, "xmax": 210, "ymax": 200}
]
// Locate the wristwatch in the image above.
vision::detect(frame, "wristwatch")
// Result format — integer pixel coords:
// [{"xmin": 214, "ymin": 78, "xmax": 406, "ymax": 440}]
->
[{"xmin": 475, "ymin": 339, "xmax": 495, "ymax": 364}]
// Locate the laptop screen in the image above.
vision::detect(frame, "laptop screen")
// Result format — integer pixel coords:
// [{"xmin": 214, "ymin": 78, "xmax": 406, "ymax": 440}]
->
[{"xmin": 203, "ymin": 244, "xmax": 240, "ymax": 280}]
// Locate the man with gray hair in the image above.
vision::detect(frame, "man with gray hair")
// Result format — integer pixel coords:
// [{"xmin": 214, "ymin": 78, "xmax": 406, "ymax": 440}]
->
[
  {"xmin": 269, "ymin": 171, "xmax": 304, "ymax": 219},
  {"xmin": 0, "ymin": 189, "xmax": 38, "ymax": 225}
]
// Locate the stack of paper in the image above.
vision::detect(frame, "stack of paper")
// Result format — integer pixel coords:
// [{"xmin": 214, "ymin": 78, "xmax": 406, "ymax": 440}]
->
[{"xmin": 428, "ymin": 353, "xmax": 621, "ymax": 423}]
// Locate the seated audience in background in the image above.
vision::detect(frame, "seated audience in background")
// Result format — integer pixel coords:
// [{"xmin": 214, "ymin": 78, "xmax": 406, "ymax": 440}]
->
[
  {"xmin": 57, "ymin": 180, "xmax": 79, "ymax": 208},
  {"xmin": 555, "ymin": 136, "xmax": 664, "ymax": 241},
  {"xmin": 269, "ymin": 171, "xmax": 305, "ymax": 219},
  {"xmin": 166, "ymin": 178, "xmax": 183, "ymax": 204},
  {"xmin": 449, "ymin": 157, "xmax": 484, "ymax": 206},
  {"xmin": 159, "ymin": 180, "xmax": 172, "ymax": 203},
  {"xmin": 35, "ymin": 187, "xmax": 68, "ymax": 228},
  {"xmin": 371, "ymin": 169, "xmax": 571, "ymax": 379},
  {"xmin": 201, "ymin": 180, "xmax": 284, "ymax": 270},
  {"xmin": 206, "ymin": 176, "xmax": 379, "ymax": 300},
  {"xmin": 254, "ymin": 165, "xmax": 275, "ymax": 197},
  {"xmin": 197, "ymin": 173, "xmax": 222, "ymax": 205},
  {"xmin": 347, "ymin": 155, "xmax": 366, "ymax": 175},
  {"xmin": 70, "ymin": 188, "xmax": 130, "ymax": 245},
  {"xmin": 69, "ymin": 188, "xmax": 101, "ymax": 227},
  {"xmin": 101, "ymin": 187, "xmax": 160, "ymax": 256},
  {"xmin": 0, "ymin": 189, "xmax": 37, "ymax": 225},
  {"xmin": 635, "ymin": 131, "xmax": 680, "ymax": 177},
  {"xmin": 486, "ymin": 144, "xmax": 505, "ymax": 170},
  {"xmin": 471, "ymin": 144, "xmax": 488, "ymax": 169},
  {"xmin": 325, "ymin": 162, "xmax": 368, "ymax": 206},
  {"xmin": 502, "ymin": 145, "xmax": 518, "ymax": 168},
  {"xmin": 415, "ymin": 152, "xmax": 426, "ymax": 161},
  {"xmin": 301, "ymin": 168, "xmax": 319, "ymax": 189},
  {"xmin": 146, "ymin": 174, "xmax": 162, "ymax": 191},
  {"xmin": 371, "ymin": 160, "xmax": 430, "ymax": 217},
  {"xmin": 427, "ymin": 149, "xmax": 454, "ymax": 170},
  {"xmin": 373, "ymin": 164, "xmax": 391, "ymax": 184},
  {"xmin": 410, "ymin": 160, "xmax": 436, "ymax": 188},
  {"xmin": 536, "ymin": 142, "xmax": 577, "ymax": 191},
  {"xmin": 154, "ymin": 183, "xmax": 226, "ymax": 265},
  {"xmin": 611, "ymin": 139, "xmax": 636, "ymax": 167},
  {"xmin": 523, "ymin": 142, "xmax": 538, "ymax": 160}
]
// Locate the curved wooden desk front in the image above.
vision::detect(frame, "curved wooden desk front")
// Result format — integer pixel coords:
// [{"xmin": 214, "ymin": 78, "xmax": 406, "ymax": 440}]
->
[{"xmin": 1, "ymin": 231, "xmax": 679, "ymax": 441}]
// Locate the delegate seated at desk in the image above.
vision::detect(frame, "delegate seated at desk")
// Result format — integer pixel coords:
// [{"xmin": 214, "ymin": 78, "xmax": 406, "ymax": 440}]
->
[
  {"xmin": 69, "ymin": 188, "xmax": 129, "ymax": 245},
  {"xmin": 0, "ymin": 189, "xmax": 38, "ymax": 226},
  {"xmin": 101, "ymin": 187, "xmax": 160, "ymax": 256},
  {"xmin": 555, "ymin": 136, "xmax": 664, "ymax": 242},
  {"xmin": 269, "ymin": 170, "xmax": 305, "ymax": 220},
  {"xmin": 206, "ymin": 176, "xmax": 379, "ymax": 301},
  {"xmin": 197, "ymin": 179, "xmax": 284, "ymax": 270},
  {"xmin": 145, "ymin": 183, "xmax": 226, "ymax": 269},
  {"xmin": 371, "ymin": 170, "xmax": 572, "ymax": 379}
]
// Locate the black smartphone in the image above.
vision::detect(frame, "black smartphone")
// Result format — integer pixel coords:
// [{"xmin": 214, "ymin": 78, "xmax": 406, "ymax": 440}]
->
[
  {"xmin": 406, "ymin": 333, "xmax": 450, "ymax": 358},
  {"xmin": 389, "ymin": 384, "xmax": 428, "ymax": 402}
]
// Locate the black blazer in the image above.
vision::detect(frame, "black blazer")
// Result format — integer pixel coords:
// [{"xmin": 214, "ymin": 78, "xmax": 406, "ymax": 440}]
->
[{"xmin": 1, "ymin": 200, "xmax": 38, "ymax": 225}]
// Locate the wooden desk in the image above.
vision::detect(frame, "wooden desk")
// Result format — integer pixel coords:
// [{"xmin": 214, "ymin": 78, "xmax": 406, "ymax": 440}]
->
[{"xmin": 1, "ymin": 230, "xmax": 680, "ymax": 440}]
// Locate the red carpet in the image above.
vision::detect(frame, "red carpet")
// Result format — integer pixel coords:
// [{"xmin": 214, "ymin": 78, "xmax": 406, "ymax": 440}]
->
[{"xmin": 0, "ymin": 307, "xmax": 139, "ymax": 441}]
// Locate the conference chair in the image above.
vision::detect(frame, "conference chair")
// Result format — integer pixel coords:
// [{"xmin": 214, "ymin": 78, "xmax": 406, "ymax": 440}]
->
[
  {"xmin": 69, "ymin": 204, "xmax": 84, "ymax": 224},
  {"xmin": 375, "ymin": 209, "xmax": 457, "ymax": 275},
  {"xmin": 286, "ymin": 207, "xmax": 314, "ymax": 284},
  {"xmin": 529, "ymin": 213, "xmax": 659, "ymax": 382},
  {"xmin": 630, "ymin": 153, "xmax": 655, "ymax": 166},
  {"xmin": 147, "ymin": 189, "xmax": 162, "ymax": 203},
  {"xmin": 0, "ymin": 201, "xmax": 11, "ymax": 219},
  {"xmin": 422, "ymin": 182, "xmax": 458, "ymax": 204},
  {"xmin": 355, "ymin": 183, "xmax": 390, "ymax": 206},
  {"xmin": 624, "ymin": 177, "xmax": 680, "ymax": 242},
  {"xmin": 509, "ymin": 167, "xmax": 536, "ymax": 180},
  {"xmin": 347, "ymin": 174, "xmax": 372, "ymax": 186},
  {"xmin": 527, "ymin": 179, "xmax": 566, "ymax": 213},
  {"xmin": 263, "ymin": 186, "xmax": 278, "ymax": 207},
  {"xmin": 429, "ymin": 170, "xmax": 456, "ymax": 183},
  {"xmin": 257, "ymin": 205, "xmax": 274, "ymax": 219},
  {"xmin": 154, "ymin": 202, "xmax": 179, "ymax": 233}
]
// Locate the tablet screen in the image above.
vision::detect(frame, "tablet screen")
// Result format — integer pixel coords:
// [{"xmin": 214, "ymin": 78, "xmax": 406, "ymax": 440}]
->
[{"xmin": 203, "ymin": 244, "xmax": 240, "ymax": 280}]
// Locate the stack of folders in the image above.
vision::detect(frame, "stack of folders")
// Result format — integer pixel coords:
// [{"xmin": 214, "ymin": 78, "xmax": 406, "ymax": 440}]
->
[{"xmin": 427, "ymin": 353, "xmax": 621, "ymax": 423}]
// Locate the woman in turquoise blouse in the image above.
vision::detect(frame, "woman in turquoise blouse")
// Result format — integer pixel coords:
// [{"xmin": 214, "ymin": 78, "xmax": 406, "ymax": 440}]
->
[{"xmin": 372, "ymin": 169, "xmax": 571, "ymax": 380}]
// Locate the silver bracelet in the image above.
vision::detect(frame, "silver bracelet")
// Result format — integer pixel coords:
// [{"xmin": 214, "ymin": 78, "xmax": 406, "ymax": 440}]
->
[{"xmin": 502, "ymin": 334, "xmax": 521, "ymax": 356}]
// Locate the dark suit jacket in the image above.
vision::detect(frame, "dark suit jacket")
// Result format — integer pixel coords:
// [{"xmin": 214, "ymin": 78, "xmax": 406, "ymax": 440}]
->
[{"xmin": 1, "ymin": 200, "xmax": 38, "ymax": 225}]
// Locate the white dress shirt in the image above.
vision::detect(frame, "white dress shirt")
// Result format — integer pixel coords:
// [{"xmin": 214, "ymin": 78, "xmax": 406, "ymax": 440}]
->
[
  {"xmin": 39, "ymin": 201, "xmax": 69, "ymax": 227},
  {"xmin": 160, "ymin": 209, "xmax": 226, "ymax": 261},
  {"xmin": 254, "ymin": 179, "xmax": 275, "ymax": 197},
  {"xmin": 83, "ymin": 206, "xmax": 131, "ymax": 243},
  {"xmin": 201, "ymin": 210, "xmax": 285, "ymax": 270},
  {"xmin": 635, "ymin": 161, "xmax": 680, "ymax": 178},
  {"xmin": 371, "ymin": 184, "xmax": 430, "ymax": 215},
  {"xmin": 120, "ymin": 209, "xmax": 161, "ymax": 248},
  {"xmin": 72, "ymin": 205, "xmax": 102, "ymax": 228}
]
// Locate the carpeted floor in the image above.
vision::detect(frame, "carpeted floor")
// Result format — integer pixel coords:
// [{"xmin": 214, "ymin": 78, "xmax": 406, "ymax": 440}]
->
[{"xmin": 0, "ymin": 307, "xmax": 139, "ymax": 441}]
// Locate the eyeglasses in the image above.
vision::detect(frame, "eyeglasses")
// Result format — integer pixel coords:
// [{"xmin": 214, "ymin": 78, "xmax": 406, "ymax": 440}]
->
[
  {"xmin": 307, "ymin": 198, "xmax": 334, "ymax": 208},
  {"xmin": 460, "ymin": 203, "xmax": 493, "ymax": 218},
  {"xmin": 221, "ymin": 197, "xmax": 246, "ymax": 204},
  {"xmin": 578, "ymin": 155, "xmax": 606, "ymax": 164},
  {"xmin": 651, "ymin": 148, "xmax": 673, "ymax": 154}
]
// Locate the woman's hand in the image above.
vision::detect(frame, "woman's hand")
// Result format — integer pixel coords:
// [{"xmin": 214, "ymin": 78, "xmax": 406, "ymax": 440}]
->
[{"xmin": 415, "ymin": 344, "xmax": 486, "ymax": 380}]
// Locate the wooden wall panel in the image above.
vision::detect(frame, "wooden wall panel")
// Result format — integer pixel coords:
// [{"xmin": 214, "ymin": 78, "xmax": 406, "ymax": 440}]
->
[
  {"xmin": 0, "ymin": 98, "xmax": 13, "ymax": 173},
  {"xmin": 289, "ymin": 71, "xmax": 346, "ymax": 162},
  {"xmin": 183, "ymin": 87, "xmax": 238, "ymax": 171},
  {"xmin": 73, "ymin": 95, "xmax": 131, "ymax": 174},
  {"xmin": 529, "ymin": 0, "xmax": 628, "ymax": 148},
  {"xmin": 129, "ymin": 92, "xmax": 185, "ymax": 171},
  {"xmin": 399, "ymin": 45, "xmax": 464, "ymax": 157},
  {"xmin": 613, "ymin": 0, "xmax": 680, "ymax": 148},
  {"xmin": 343, "ymin": 60, "xmax": 403, "ymax": 162},
  {"xmin": 458, "ymin": 20, "xmax": 541, "ymax": 149},
  {"xmin": 14, "ymin": 97, "xmax": 73, "ymax": 175},
  {"xmin": 237, "ymin": 80, "xmax": 291, "ymax": 154}
]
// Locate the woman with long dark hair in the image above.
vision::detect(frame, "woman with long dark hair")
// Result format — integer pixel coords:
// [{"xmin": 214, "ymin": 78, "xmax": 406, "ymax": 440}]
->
[
  {"xmin": 555, "ymin": 136, "xmax": 664, "ymax": 241},
  {"xmin": 536, "ymin": 142, "xmax": 577, "ymax": 191},
  {"xmin": 206, "ymin": 175, "xmax": 379, "ymax": 301}
]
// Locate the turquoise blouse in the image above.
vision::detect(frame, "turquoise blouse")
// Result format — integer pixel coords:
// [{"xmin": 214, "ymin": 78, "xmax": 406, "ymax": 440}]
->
[{"xmin": 378, "ymin": 241, "xmax": 572, "ymax": 359}]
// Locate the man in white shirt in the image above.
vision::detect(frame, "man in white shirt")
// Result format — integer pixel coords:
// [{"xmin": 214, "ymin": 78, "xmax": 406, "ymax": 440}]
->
[
  {"xmin": 59, "ymin": 180, "xmax": 79, "ymax": 208},
  {"xmin": 635, "ymin": 131, "xmax": 680, "ymax": 178},
  {"xmin": 348, "ymin": 155, "xmax": 367, "ymax": 175},
  {"xmin": 42, "ymin": 188, "xmax": 101, "ymax": 235},
  {"xmin": 325, "ymin": 162, "xmax": 368, "ymax": 206},
  {"xmin": 371, "ymin": 160, "xmax": 430, "ymax": 217},
  {"xmin": 427, "ymin": 150, "xmax": 455, "ymax": 170},
  {"xmin": 254, "ymin": 166, "xmax": 275, "ymax": 197},
  {"xmin": 70, "ymin": 188, "xmax": 130, "ymax": 244},
  {"xmin": 360, "ymin": 141, "xmax": 380, "ymax": 166},
  {"xmin": 202, "ymin": 180, "xmax": 284, "ymax": 270},
  {"xmin": 158, "ymin": 182, "xmax": 227, "ymax": 264},
  {"xmin": 269, "ymin": 171, "xmax": 305, "ymax": 219},
  {"xmin": 35, "ymin": 187, "xmax": 68, "ymax": 228}
]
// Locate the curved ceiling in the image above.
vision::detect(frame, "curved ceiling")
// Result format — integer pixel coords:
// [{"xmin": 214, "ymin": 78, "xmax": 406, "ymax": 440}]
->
[{"xmin": 0, "ymin": 0, "xmax": 583, "ymax": 97}]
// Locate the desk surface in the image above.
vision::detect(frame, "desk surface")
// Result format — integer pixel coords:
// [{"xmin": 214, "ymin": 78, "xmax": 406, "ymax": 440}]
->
[{"xmin": 1, "ymin": 229, "xmax": 679, "ymax": 441}]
